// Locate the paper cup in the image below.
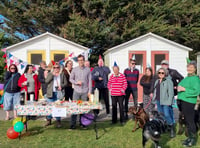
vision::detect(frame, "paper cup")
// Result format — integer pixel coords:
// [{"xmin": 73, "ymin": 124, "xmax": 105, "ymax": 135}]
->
[{"xmin": 30, "ymin": 94, "xmax": 34, "ymax": 101}]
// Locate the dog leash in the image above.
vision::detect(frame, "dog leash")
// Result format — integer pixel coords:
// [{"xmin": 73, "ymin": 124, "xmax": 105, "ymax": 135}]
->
[{"xmin": 143, "ymin": 96, "xmax": 153, "ymax": 111}]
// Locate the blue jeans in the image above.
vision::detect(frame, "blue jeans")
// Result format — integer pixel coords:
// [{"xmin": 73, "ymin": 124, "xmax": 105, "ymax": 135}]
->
[
  {"xmin": 156, "ymin": 101, "xmax": 174, "ymax": 125},
  {"xmin": 3, "ymin": 92, "xmax": 20, "ymax": 111},
  {"xmin": 46, "ymin": 92, "xmax": 61, "ymax": 121}
]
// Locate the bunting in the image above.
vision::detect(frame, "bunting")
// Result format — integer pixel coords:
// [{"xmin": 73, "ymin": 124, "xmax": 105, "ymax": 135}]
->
[{"xmin": 1, "ymin": 47, "xmax": 91, "ymax": 70}]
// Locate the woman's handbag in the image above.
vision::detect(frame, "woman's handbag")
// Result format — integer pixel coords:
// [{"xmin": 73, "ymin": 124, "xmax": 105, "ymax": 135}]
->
[{"xmin": 57, "ymin": 90, "xmax": 65, "ymax": 100}]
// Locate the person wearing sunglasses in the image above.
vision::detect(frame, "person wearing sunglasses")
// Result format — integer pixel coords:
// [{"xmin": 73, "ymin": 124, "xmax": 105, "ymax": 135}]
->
[
  {"xmin": 151, "ymin": 67, "xmax": 175, "ymax": 138},
  {"xmin": 3, "ymin": 64, "xmax": 21, "ymax": 120},
  {"xmin": 45, "ymin": 62, "xmax": 67, "ymax": 128},
  {"xmin": 177, "ymin": 61, "xmax": 200, "ymax": 147},
  {"xmin": 124, "ymin": 59, "xmax": 139, "ymax": 120}
]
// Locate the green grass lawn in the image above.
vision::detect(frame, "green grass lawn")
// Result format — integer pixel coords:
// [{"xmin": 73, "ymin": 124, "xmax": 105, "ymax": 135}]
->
[{"xmin": 0, "ymin": 119, "xmax": 200, "ymax": 148}]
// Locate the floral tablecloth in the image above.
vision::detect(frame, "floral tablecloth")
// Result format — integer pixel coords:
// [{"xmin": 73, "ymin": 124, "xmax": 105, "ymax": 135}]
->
[{"xmin": 15, "ymin": 102, "xmax": 103, "ymax": 116}]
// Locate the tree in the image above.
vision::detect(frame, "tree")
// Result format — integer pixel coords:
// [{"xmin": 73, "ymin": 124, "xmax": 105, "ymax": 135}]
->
[
  {"xmin": 0, "ymin": 33, "xmax": 14, "ymax": 82},
  {"xmin": 0, "ymin": 0, "xmax": 200, "ymax": 62}
]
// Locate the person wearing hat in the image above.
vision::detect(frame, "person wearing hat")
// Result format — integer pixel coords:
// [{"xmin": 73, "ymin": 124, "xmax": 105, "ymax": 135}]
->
[
  {"xmin": 92, "ymin": 55, "xmax": 111, "ymax": 116},
  {"xmin": 160, "ymin": 60, "xmax": 184, "ymax": 96},
  {"xmin": 124, "ymin": 58, "xmax": 139, "ymax": 120},
  {"xmin": 177, "ymin": 61, "xmax": 200, "ymax": 147},
  {"xmin": 107, "ymin": 62, "xmax": 127, "ymax": 125}
]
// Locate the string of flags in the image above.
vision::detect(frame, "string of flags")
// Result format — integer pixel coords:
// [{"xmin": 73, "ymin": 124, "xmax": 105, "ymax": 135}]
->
[{"xmin": 1, "ymin": 48, "xmax": 92, "ymax": 71}]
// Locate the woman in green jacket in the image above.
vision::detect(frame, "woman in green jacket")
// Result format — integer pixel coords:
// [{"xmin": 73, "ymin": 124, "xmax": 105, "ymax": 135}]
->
[{"xmin": 177, "ymin": 61, "xmax": 200, "ymax": 147}]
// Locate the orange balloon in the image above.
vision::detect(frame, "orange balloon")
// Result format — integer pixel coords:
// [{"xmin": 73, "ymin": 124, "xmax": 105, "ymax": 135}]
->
[{"xmin": 0, "ymin": 90, "xmax": 3, "ymax": 96}]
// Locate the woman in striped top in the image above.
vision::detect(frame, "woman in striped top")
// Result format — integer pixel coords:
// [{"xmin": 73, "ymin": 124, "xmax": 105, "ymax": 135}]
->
[{"xmin": 108, "ymin": 64, "xmax": 127, "ymax": 125}]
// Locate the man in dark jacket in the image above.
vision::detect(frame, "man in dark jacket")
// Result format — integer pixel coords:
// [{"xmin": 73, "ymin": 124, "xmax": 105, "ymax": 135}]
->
[
  {"xmin": 92, "ymin": 56, "xmax": 111, "ymax": 116},
  {"xmin": 38, "ymin": 61, "xmax": 47, "ymax": 99},
  {"xmin": 160, "ymin": 60, "xmax": 184, "ymax": 96}
]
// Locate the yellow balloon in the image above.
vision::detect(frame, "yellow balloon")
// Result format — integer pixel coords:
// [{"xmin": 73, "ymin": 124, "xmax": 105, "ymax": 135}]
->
[
  {"xmin": 0, "ymin": 90, "xmax": 3, "ymax": 96},
  {"xmin": 13, "ymin": 117, "xmax": 26, "ymax": 126}
]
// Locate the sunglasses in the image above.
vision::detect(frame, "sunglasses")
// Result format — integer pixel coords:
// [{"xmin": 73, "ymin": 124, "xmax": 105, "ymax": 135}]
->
[
  {"xmin": 131, "ymin": 63, "xmax": 136, "ymax": 65},
  {"xmin": 53, "ymin": 67, "xmax": 60, "ymax": 69},
  {"xmin": 158, "ymin": 72, "xmax": 165, "ymax": 75},
  {"xmin": 10, "ymin": 68, "xmax": 16, "ymax": 70}
]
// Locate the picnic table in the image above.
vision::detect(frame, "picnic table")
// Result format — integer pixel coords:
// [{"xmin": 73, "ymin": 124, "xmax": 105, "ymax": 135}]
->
[{"xmin": 15, "ymin": 101, "xmax": 103, "ymax": 139}]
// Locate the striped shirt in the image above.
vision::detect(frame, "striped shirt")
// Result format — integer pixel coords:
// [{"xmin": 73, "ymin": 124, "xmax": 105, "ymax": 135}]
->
[
  {"xmin": 107, "ymin": 73, "xmax": 127, "ymax": 96},
  {"xmin": 124, "ymin": 68, "xmax": 139, "ymax": 91}
]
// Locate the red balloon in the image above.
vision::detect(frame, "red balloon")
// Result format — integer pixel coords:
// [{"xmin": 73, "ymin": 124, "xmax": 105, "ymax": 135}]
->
[{"xmin": 7, "ymin": 127, "xmax": 19, "ymax": 139}]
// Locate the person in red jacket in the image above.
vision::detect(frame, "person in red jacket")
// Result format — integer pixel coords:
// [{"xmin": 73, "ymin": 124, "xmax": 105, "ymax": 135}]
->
[
  {"xmin": 107, "ymin": 62, "xmax": 127, "ymax": 125},
  {"xmin": 18, "ymin": 64, "xmax": 40, "ymax": 101}
]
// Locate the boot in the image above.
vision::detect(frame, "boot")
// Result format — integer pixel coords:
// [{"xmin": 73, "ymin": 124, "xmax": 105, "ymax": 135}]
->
[
  {"xmin": 170, "ymin": 125, "xmax": 176, "ymax": 138},
  {"xmin": 45, "ymin": 119, "xmax": 51, "ymax": 127},
  {"xmin": 183, "ymin": 133, "xmax": 197, "ymax": 147},
  {"xmin": 56, "ymin": 120, "xmax": 62, "ymax": 128}
]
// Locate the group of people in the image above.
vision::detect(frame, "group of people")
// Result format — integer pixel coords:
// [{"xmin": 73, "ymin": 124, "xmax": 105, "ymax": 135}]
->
[{"xmin": 2, "ymin": 54, "xmax": 200, "ymax": 146}]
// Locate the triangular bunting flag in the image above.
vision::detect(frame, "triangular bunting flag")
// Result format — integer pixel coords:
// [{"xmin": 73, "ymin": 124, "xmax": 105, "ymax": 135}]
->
[
  {"xmin": 10, "ymin": 59, "xmax": 14, "ymax": 64},
  {"xmin": 69, "ymin": 52, "xmax": 74, "ymax": 58},
  {"xmin": 1, "ymin": 48, "xmax": 6, "ymax": 53},
  {"xmin": 72, "ymin": 57, "xmax": 78, "ymax": 62},
  {"xmin": 2, "ymin": 53, "xmax": 7, "ymax": 58},
  {"xmin": 4, "ymin": 65, "xmax": 7, "ymax": 69},
  {"xmin": 21, "ymin": 64, "xmax": 25, "ymax": 69},
  {"xmin": 19, "ymin": 59, "xmax": 23, "ymax": 63},
  {"xmin": 8, "ymin": 53, "xmax": 13, "ymax": 58},
  {"xmin": 64, "ymin": 57, "xmax": 68, "ymax": 61}
]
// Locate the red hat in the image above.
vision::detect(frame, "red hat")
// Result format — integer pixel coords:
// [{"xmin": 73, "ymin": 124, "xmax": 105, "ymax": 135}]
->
[
  {"xmin": 51, "ymin": 60, "xmax": 55, "ymax": 65},
  {"xmin": 99, "ymin": 55, "xmax": 102, "ymax": 60}
]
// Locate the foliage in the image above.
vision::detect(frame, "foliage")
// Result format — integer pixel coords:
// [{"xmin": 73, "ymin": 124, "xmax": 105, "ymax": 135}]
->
[
  {"xmin": 0, "ymin": 33, "xmax": 14, "ymax": 83},
  {"xmin": 0, "ymin": 0, "xmax": 200, "ymax": 63}
]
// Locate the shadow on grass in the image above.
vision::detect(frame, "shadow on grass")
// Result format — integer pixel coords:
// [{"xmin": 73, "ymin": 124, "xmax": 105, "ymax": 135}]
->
[{"xmin": 20, "ymin": 126, "xmax": 45, "ymax": 138}]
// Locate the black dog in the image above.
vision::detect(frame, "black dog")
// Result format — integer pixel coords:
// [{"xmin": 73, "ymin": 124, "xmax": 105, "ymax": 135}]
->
[{"xmin": 142, "ymin": 111, "xmax": 167, "ymax": 148}]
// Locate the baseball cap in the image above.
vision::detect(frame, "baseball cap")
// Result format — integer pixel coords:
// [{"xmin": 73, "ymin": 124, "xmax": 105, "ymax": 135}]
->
[{"xmin": 161, "ymin": 60, "xmax": 169, "ymax": 65}]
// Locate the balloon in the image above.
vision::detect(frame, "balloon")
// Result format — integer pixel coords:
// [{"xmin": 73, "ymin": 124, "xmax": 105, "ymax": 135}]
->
[
  {"xmin": 0, "ymin": 84, "xmax": 4, "ymax": 90},
  {"xmin": 14, "ymin": 121, "xmax": 24, "ymax": 133},
  {"xmin": 0, "ymin": 104, "xmax": 3, "ymax": 108},
  {"xmin": 0, "ymin": 90, "xmax": 3, "ymax": 96},
  {"xmin": 7, "ymin": 127, "xmax": 19, "ymax": 139},
  {"xmin": 13, "ymin": 117, "xmax": 26, "ymax": 126}
]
